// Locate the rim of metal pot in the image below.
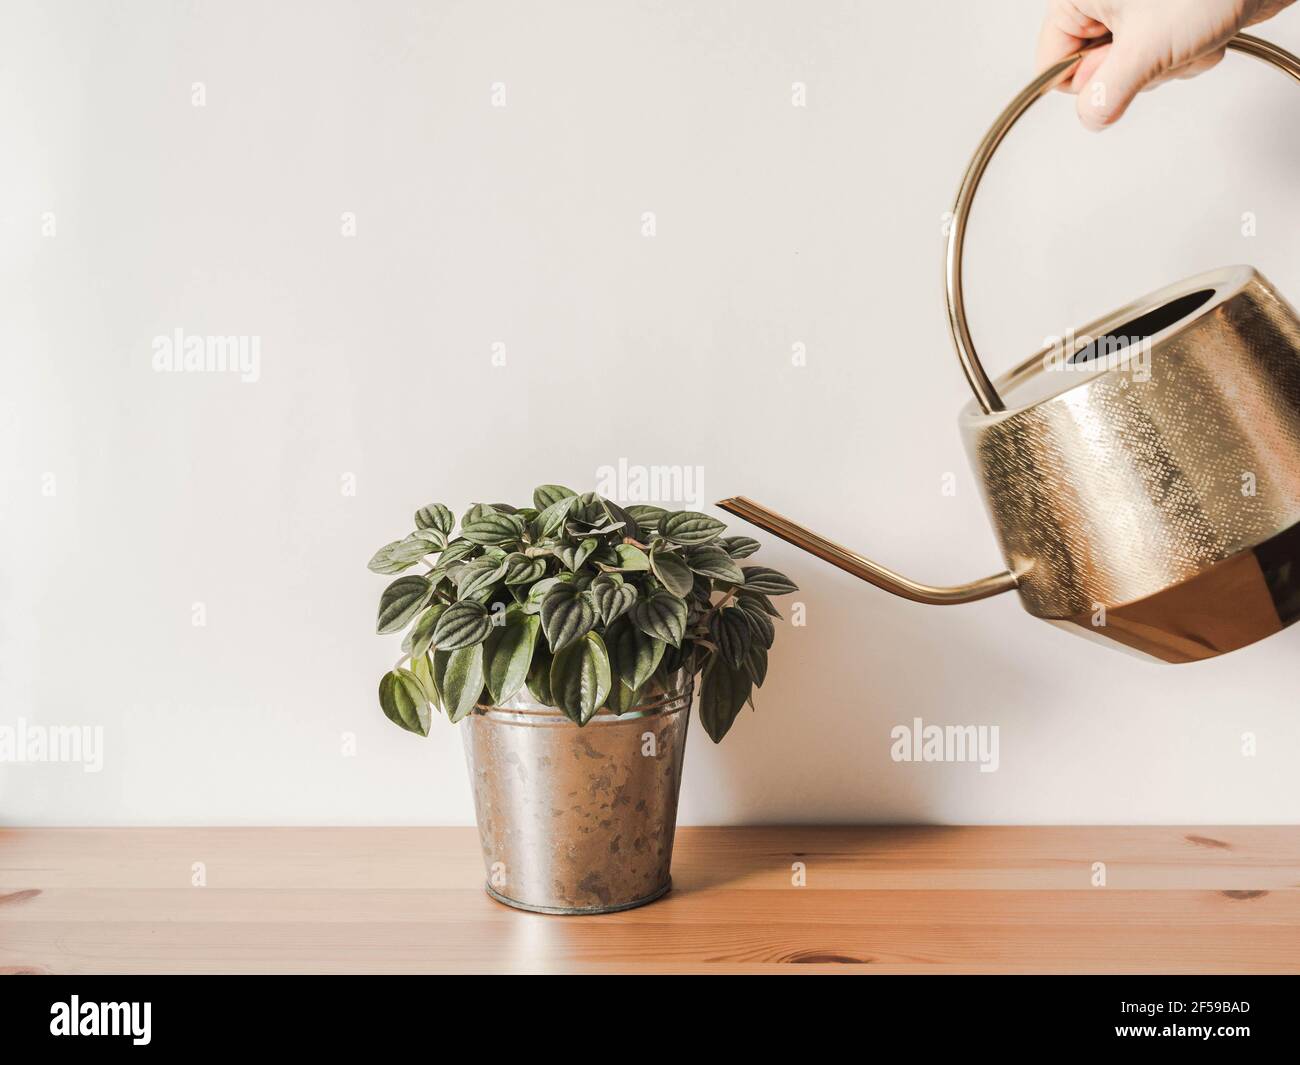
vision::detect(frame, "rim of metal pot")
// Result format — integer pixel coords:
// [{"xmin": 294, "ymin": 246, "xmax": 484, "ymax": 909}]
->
[
  {"xmin": 484, "ymin": 881, "xmax": 673, "ymax": 915},
  {"xmin": 471, "ymin": 671, "xmax": 693, "ymax": 727}
]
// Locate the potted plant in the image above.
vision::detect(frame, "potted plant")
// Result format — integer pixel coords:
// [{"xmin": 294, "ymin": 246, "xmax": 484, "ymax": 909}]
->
[{"xmin": 369, "ymin": 485, "xmax": 797, "ymax": 914}]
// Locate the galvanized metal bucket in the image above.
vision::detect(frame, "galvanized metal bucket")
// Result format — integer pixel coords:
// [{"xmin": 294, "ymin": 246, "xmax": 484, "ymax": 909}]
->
[{"xmin": 461, "ymin": 670, "xmax": 693, "ymax": 915}]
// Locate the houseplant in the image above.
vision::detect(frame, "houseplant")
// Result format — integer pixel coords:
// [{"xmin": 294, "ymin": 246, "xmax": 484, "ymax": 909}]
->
[{"xmin": 369, "ymin": 485, "xmax": 797, "ymax": 913}]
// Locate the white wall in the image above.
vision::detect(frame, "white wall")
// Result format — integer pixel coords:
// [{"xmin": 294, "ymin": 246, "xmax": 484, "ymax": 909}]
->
[{"xmin": 4, "ymin": 0, "xmax": 1300, "ymax": 826}]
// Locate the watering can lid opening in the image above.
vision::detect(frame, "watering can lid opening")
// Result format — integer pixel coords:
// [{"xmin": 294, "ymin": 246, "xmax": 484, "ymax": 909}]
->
[{"xmin": 959, "ymin": 264, "xmax": 1259, "ymax": 423}]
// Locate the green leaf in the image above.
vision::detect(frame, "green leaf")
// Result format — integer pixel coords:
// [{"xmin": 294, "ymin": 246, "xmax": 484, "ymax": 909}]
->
[
  {"xmin": 403, "ymin": 604, "xmax": 445, "ymax": 658},
  {"xmin": 720, "ymin": 535, "xmax": 761, "ymax": 559},
  {"xmin": 613, "ymin": 544, "xmax": 650, "ymax": 571},
  {"xmin": 606, "ymin": 617, "xmax": 666, "ymax": 691},
  {"xmin": 484, "ymin": 610, "xmax": 541, "ymax": 704},
  {"xmin": 527, "ymin": 645, "xmax": 556, "ymax": 705},
  {"xmin": 524, "ymin": 576, "xmax": 562, "ymax": 614},
  {"xmin": 744, "ymin": 642, "xmax": 768, "ymax": 687},
  {"xmin": 590, "ymin": 574, "xmax": 637, "ymax": 625},
  {"xmin": 435, "ymin": 644, "xmax": 486, "ymax": 723},
  {"xmin": 684, "ymin": 544, "xmax": 744, "ymax": 584},
  {"xmin": 432, "ymin": 600, "xmax": 493, "ymax": 650},
  {"xmin": 660, "ymin": 641, "xmax": 687, "ymax": 677},
  {"xmin": 462, "ymin": 510, "xmax": 526, "ymax": 546},
  {"xmin": 566, "ymin": 517, "xmax": 624, "ymax": 538},
  {"xmin": 531, "ymin": 494, "xmax": 577, "ymax": 540},
  {"xmin": 438, "ymin": 538, "xmax": 478, "ymax": 565},
  {"xmin": 588, "ymin": 544, "xmax": 621, "ymax": 568},
  {"xmin": 709, "ymin": 607, "xmax": 752, "ymax": 669},
  {"xmin": 549, "ymin": 632, "xmax": 612, "ymax": 726},
  {"xmin": 415, "ymin": 503, "xmax": 455, "ymax": 536},
  {"xmin": 737, "ymin": 589, "xmax": 782, "ymax": 618},
  {"xmin": 379, "ymin": 669, "xmax": 431, "ymax": 736},
  {"xmin": 741, "ymin": 566, "xmax": 799, "ymax": 595},
  {"xmin": 502, "ymin": 552, "xmax": 547, "ymax": 586},
  {"xmin": 454, "ymin": 556, "xmax": 508, "ymax": 598},
  {"xmin": 690, "ymin": 571, "xmax": 713, "ymax": 605},
  {"xmin": 607, "ymin": 678, "xmax": 643, "ymax": 715},
  {"xmin": 649, "ymin": 544, "xmax": 694, "ymax": 597},
  {"xmin": 568, "ymin": 491, "xmax": 605, "ymax": 526},
  {"xmin": 407, "ymin": 528, "xmax": 447, "ymax": 553},
  {"xmin": 540, "ymin": 583, "xmax": 596, "ymax": 652},
  {"xmin": 368, "ymin": 538, "xmax": 433, "ymax": 574},
  {"xmin": 699, "ymin": 657, "xmax": 752, "ymax": 743},
  {"xmin": 376, "ymin": 576, "xmax": 433, "ymax": 634},
  {"xmin": 409, "ymin": 652, "xmax": 440, "ymax": 707},
  {"xmin": 533, "ymin": 484, "xmax": 577, "ymax": 510},
  {"xmin": 462, "ymin": 502, "xmax": 497, "ymax": 525},
  {"xmin": 660, "ymin": 510, "xmax": 726, "ymax": 546},
  {"xmin": 556, "ymin": 537, "xmax": 598, "ymax": 572},
  {"xmin": 600, "ymin": 498, "xmax": 642, "ymax": 543},
  {"xmin": 736, "ymin": 597, "xmax": 775, "ymax": 648},
  {"xmin": 626, "ymin": 505, "xmax": 666, "ymax": 531},
  {"xmin": 630, "ymin": 590, "xmax": 688, "ymax": 647}
]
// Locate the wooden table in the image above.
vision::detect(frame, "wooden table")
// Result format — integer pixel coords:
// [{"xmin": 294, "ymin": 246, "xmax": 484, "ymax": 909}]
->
[{"xmin": 2, "ymin": 826, "xmax": 1297, "ymax": 974}]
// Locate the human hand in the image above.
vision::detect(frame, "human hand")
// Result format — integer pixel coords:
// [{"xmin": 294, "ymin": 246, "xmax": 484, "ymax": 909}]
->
[{"xmin": 1036, "ymin": 0, "xmax": 1295, "ymax": 129}]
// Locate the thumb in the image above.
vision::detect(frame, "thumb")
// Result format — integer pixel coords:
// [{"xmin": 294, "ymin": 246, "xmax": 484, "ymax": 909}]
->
[{"xmin": 1076, "ymin": 37, "xmax": 1162, "ymax": 130}]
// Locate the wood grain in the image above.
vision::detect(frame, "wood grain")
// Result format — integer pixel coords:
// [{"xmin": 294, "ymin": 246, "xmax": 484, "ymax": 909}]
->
[{"xmin": 2, "ymin": 826, "xmax": 1298, "ymax": 974}]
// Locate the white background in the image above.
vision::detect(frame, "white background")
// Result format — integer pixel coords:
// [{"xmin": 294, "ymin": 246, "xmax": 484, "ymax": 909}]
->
[{"xmin": 4, "ymin": 0, "xmax": 1299, "ymax": 825}]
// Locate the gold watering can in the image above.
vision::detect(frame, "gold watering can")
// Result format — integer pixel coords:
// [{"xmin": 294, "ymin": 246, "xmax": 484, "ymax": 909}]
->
[{"xmin": 721, "ymin": 34, "xmax": 1300, "ymax": 664}]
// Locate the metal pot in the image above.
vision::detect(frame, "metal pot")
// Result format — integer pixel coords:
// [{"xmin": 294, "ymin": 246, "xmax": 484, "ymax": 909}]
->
[
  {"xmin": 461, "ymin": 670, "xmax": 693, "ymax": 914},
  {"xmin": 722, "ymin": 33, "xmax": 1300, "ymax": 664}
]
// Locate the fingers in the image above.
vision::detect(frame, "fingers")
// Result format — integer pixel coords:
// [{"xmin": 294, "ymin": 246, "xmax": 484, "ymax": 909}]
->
[
  {"xmin": 1143, "ymin": 46, "xmax": 1226, "ymax": 91},
  {"xmin": 1074, "ymin": 34, "xmax": 1164, "ymax": 130},
  {"xmin": 1033, "ymin": 0, "xmax": 1270, "ymax": 131},
  {"xmin": 1175, "ymin": 45, "xmax": 1227, "ymax": 80},
  {"xmin": 1041, "ymin": 0, "xmax": 1109, "ymax": 47},
  {"xmin": 1035, "ymin": 20, "xmax": 1082, "ymax": 85},
  {"xmin": 1036, "ymin": 0, "xmax": 1110, "ymax": 91},
  {"xmin": 1067, "ymin": 46, "xmax": 1110, "ymax": 93},
  {"xmin": 1075, "ymin": 37, "xmax": 1228, "ymax": 128}
]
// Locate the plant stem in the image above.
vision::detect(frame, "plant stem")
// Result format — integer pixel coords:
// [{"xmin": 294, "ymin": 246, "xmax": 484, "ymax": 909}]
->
[{"xmin": 699, "ymin": 588, "xmax": 737, "ymax": 625}]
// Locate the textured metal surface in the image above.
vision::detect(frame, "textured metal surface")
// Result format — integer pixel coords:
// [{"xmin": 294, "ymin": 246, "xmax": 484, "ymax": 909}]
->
[
  {"xmin": 461, "ymin": 672, "xmax": 692, "ymax": 915},
  {"xmin": 961, "ymin": 266, "xmax": 1300, "ymax": 658}
]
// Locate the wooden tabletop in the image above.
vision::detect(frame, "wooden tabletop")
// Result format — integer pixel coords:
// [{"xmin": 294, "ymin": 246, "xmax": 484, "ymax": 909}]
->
[{"xmin": 2, "ymin": 826, "xmax": 1297, "ymax": 974}]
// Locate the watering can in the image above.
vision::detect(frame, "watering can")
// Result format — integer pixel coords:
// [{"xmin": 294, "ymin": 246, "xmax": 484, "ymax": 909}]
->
[{"xmin": 720, "ymin": 34, "xmax": 1300, "ymax": 664}]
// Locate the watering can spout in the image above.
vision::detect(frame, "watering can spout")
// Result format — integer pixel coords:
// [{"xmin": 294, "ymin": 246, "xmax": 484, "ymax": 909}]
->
[{"xmin": 715, "ymin": 497, "xmax": 1018, "ymax": 606}]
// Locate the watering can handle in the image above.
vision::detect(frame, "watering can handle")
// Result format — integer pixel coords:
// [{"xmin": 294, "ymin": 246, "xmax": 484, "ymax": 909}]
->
[{"xmin": 947, "ymin": 33, "xmax": 1300, "ymax": 414}]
